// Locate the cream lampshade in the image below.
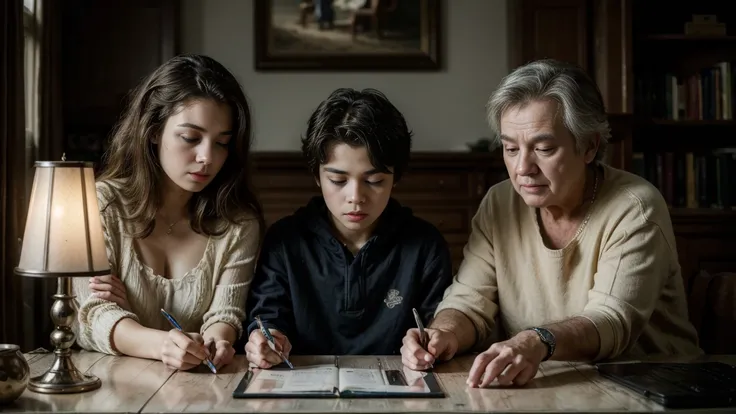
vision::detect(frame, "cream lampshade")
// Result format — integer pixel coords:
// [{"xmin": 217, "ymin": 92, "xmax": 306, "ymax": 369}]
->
[{"xmin": 15, "ymin": 158, "xmax": 110, "ymax": 394}]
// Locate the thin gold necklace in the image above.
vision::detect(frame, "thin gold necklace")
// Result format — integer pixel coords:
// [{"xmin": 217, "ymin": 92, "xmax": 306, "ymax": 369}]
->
[
  {"xmin": 165, "ymin": 220, "xmax": 181, "ymax": 235},
  {"xmin": 160, "ymin": 216, "xmax": 184, "ymax": 235},
  {"xmin": 589, "ymin": 167, "xmax": 599, "ymax": 204}
]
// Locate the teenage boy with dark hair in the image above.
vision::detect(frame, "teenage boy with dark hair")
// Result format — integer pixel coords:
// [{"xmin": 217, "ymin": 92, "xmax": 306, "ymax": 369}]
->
[{"xmin": 242, "ymin": 88, "xmax": 453, "ymax": 368}]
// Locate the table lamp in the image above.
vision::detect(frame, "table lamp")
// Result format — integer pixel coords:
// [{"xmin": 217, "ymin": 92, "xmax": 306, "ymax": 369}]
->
[{"xmin": 14, "ymin": 157, "xmax": 110, "ymax": 394}]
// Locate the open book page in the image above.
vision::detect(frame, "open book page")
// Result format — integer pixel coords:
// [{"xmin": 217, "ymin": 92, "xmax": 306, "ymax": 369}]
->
[
  {"xmin": 337, "ymin": 367, "xmax": 432, "ymax": 394},
  {"xmin": 243, "ymin": 365, "xmax": 338, "ymax": 394}
]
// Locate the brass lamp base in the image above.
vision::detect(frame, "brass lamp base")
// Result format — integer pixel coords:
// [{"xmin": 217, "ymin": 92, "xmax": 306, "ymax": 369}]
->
[
  {"xmin": 29, "ymin": 276, "xmax": 102, "ymax": 394},
  {"xmin": 28, "ymin": 349, "xmax": 101, "ymax": 394}
]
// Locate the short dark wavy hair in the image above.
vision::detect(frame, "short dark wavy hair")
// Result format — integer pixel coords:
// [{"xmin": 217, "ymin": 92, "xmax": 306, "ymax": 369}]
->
[{"xmin": 301, "ymin": 88, "xmax": 413, "ymax": 182}]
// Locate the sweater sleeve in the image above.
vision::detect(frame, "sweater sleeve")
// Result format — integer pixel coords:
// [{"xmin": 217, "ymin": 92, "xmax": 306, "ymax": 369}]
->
[
  {"xmin": 433, "ymin": 191, "xmax": 500, "ymax": 348},
  {"xmin": 578, "ymin": 218, "xmax": 674, "ymax": 361},
  {"xmin": 200, "ymin": 219, "xmax": 260, "ymax": 340},
  {"xmin": 74, "ymin": 280, "xmax": 140, "ymax": 355},
  {"xmin": 74, "ymin": 184, "xmax": 139, "ymax": 355}
]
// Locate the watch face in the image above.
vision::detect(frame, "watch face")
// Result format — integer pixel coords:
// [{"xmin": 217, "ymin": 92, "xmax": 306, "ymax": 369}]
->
[
  {"xmin": 542, "ymin": 329, "xmax": 554, "ymax": 341},
  {"xmin": 536, "ymin": 328, "xmax": 554, "ymax": 344}
]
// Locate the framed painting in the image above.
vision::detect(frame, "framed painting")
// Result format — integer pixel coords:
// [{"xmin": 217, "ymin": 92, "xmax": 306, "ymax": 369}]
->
[{"xmin": 254, "ymin": 0, "xmax": 441, "ymax": 71}]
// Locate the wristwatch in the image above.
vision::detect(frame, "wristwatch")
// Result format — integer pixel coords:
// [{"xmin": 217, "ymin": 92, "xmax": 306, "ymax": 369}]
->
[{"xmin": 528, "ymin": 327, "xmax": 556, "ymax": 361}]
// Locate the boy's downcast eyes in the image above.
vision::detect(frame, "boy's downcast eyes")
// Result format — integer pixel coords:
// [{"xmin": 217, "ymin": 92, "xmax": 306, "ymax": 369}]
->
[{"xmin": 328, "ymin": 178, "xmax": 385, "ymax": 186}]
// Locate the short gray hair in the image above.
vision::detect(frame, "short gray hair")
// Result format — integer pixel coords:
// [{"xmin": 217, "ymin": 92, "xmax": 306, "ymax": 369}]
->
[{"xmin": 486, "ymin": 59, "xmax": 611, "ymax": 162}]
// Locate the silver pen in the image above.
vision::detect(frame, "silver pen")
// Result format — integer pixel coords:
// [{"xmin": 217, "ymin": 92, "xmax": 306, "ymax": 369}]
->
[
  {"xmin": 160, "ymin": 308, "xmax": 218, "ymax": 374},
  {"xmin": 412, "ymin": 308, "xmax": 434, "ymax": 369},
  {"xmin": 255, "ymin": 315, "xmax": 294, "ymax": 369}
]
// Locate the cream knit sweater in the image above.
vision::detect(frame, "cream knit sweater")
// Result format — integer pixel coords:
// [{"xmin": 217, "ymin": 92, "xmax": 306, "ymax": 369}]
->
[
  {"xmin": 436, "ymin": 163, "xmax": 702, "ymax": 360},
  {"xmin": 73, "ymin": 180, "xmax": 260, "ymax": 355}
]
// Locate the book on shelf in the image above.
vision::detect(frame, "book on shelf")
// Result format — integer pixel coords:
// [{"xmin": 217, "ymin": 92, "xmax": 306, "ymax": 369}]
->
[
  {"xmin": 232, "ymin": 356, "xmax": 444, "ymax": 399},
  {"xmin": 632, "ymin": 149, "xmax": 735, "ymax": 210},
  {"xmin": 635, "ymin": 61, "xmax": 733, "ymax": 121}
]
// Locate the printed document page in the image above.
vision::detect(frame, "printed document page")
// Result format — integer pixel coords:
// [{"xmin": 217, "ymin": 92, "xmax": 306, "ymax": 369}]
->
[
  {"xmin": 338, "ymin": 367, "xmax": 431, "ymax": 394},
  {"xmin": 243, "ymin": 365, "xmax": 338, "ymax": 394}
]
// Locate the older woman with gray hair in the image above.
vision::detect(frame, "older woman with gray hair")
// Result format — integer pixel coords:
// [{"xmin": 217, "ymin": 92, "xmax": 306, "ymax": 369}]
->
[{"xmin": 400, "ymin": 59, "xmax": 701, "ymax": 386}]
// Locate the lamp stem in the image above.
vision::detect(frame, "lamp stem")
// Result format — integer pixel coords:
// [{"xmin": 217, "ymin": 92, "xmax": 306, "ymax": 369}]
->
[
  {"xmin": 57, "ymin": 275, "xmax": 70, "ymax": 295},
  {"xmin": 27, "ymin": 276, "xmax": 101, "ymax": 394}
]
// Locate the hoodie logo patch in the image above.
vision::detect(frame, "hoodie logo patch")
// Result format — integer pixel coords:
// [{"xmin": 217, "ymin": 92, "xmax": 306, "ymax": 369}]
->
[{"xmin": 384, "ymin": 289, "xmax": 403, "ymax": 309}]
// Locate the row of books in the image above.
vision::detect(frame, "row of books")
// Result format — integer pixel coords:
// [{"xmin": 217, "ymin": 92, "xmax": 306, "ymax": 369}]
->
[
  {"xmin": 635, "ymin": 61, "xmax": 733, "ymax": 121},
  {"xmin": 631, "ymin": 149, "xmax": 735, "ymax": 209}
]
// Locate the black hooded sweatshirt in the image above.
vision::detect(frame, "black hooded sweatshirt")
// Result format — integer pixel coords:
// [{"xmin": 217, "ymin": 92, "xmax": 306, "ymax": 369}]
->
[{"xmin": 241, "ymin": 196, "xmax": 453, "ymax": 355}]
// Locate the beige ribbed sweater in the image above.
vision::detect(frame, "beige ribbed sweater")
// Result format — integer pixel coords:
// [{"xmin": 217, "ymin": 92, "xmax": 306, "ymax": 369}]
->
[
  {"xmin": 436, "ymin": 163, "xmax": 702, "ymax": 360},
  {"xmin": 72, "ymin": 180, "xmax": 260, "ymax": 355}
]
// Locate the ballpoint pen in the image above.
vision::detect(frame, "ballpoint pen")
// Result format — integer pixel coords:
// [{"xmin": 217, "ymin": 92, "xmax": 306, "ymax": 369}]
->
[
  {"xmin": 160, "ymin": 308, "xmax": 218, "ymax": 374},
  {"xmin": 255, "ymin": 315, "xmax": 294, "ymax": 369},
  {"xmin": 412, "ymin": 308, "xmax": 434, "ymax": 369}
]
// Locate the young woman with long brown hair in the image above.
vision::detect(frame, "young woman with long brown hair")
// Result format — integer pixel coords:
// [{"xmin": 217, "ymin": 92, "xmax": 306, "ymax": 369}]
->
[{"xmin": 73, "ymin": 54, "xmax": 263, "ymax": 371}]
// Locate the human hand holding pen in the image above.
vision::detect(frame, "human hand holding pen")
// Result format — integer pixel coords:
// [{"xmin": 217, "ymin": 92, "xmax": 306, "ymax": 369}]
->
[
  {"xmin": 161, "ymin": 329, "xmax": 211, "ymax": 371},
  {"xmin": 412, "ymin": 308, "xmax": 434, "ymax": 370},
  {"xmin": 160, "ymin": 309, "xmax": 217, "ymax": 374},
  {"xmin": 203, "ymin": 338, "xmax": 235, "ymax": 370},
  {"xmin": 400, "ymin": 316, "xmax": 459, "ymax": 371},
  {"xmin": 244, "ymin": 320, "xmax": 293, "ymax": 369}
]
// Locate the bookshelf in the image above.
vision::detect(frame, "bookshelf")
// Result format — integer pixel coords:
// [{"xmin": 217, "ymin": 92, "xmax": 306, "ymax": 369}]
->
[{"xmin": 631, "ymin": 1, "xmax": 735, "ymax": 213}]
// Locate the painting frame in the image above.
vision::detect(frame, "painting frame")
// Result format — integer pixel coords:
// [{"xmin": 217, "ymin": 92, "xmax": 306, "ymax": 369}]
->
[{"xmin": 254, "ymin": 0, "xmax": 441, "ymax": 71}]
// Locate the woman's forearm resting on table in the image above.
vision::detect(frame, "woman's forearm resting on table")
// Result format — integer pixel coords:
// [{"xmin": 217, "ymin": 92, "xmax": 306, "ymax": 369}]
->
[{"xmin": 110, "ymin": 318, "xmax": 169, "ymax": 360}]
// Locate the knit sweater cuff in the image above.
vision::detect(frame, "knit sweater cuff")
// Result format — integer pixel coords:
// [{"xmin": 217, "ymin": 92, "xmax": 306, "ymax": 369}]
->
[
  {"xmin": 580, "ymin": 309, "xmax": 617, "ymax": 361},
  {"xmin": 201, "ymin": 282, "xmax": 249, "ymax": 339},
  {"xmin": 79, "ymin": 303, "xmax": 139, "ymax": 356}
]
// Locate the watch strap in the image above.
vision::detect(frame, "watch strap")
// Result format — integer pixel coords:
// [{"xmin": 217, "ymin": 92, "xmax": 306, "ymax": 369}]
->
[{"xmin": 529, "ymin": 327, "xmax": 555, "ymax": 361}]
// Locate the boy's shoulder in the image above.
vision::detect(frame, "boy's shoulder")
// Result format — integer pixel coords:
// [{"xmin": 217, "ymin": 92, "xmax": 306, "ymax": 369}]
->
[
  {"xmin": 397, "ymin": 212, "xmax": 447, "ymax": 244},
  {"xmin": 383, "ymin": 201, "xmax": 449, "ymax": 255},
  {"xmin": 260, "ymin": 212, "xmax": 309, "ymax": 244}
]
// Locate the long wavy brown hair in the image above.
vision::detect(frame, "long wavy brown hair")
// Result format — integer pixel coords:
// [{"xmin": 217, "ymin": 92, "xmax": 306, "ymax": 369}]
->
[{"xmin": 99, "ymin": 54, "xmax": 264, "ymax": 239}]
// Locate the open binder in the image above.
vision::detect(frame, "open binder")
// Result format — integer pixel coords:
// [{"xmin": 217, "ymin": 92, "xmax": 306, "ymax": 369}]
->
[{"xmin": 233, "ymin": 356, "xmax": 444, "ymax": 399}]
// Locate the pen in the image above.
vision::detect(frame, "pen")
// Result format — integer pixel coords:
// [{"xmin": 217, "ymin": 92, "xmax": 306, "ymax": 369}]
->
[
  {"xmin": 255, "ymin": 315, "xmax": 294, "ymax": 369},
  {"xmin": 412, "ymin": 308, "xmax": 434, "ymax": 369},
  {"xmin": 160, "ymin": 308, "xmax": 218, "ymax": 374}
]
